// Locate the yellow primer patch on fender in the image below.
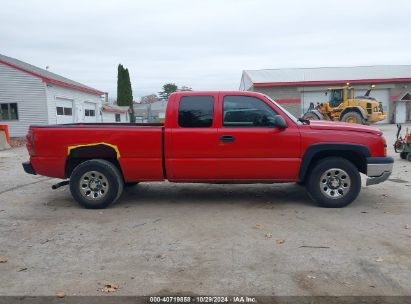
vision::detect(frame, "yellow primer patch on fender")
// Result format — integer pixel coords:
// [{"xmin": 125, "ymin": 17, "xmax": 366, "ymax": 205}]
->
[{"xmin": 67, "ymin": 142, "xmax": 121, "ymax": 159}]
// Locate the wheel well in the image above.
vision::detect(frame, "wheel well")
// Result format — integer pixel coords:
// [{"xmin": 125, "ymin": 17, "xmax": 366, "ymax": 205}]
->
[
  {"xmin": 303, "ymin": 150, "xmax": 367, "ymax": 181},
  {"xmin": 340, "ymin": 107, "xmax": 366, "ymax": 119},
  {"xmin": 65, "ymin": 144, "xmax": 123, "ymax": 178}
]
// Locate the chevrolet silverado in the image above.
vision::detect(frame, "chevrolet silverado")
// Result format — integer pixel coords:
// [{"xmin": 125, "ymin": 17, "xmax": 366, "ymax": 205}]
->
[{"xmin": 23, "ymin": 91, "xmax": 393, "ymax": 209}]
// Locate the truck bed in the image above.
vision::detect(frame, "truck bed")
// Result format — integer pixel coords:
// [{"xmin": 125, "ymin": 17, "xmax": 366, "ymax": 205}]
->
[
  {"xmin": 31, "ymin": 122, "xmax": 164, "ymax": 128},
  {"xmin": 29, "ymin": 123, "xmax": 165, "ymax": 181}
]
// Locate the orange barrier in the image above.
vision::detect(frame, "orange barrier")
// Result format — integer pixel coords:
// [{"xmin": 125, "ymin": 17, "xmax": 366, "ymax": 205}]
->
[{"xmin": 0, "ymin": 124, "xmax": 11, "ymax": 144}]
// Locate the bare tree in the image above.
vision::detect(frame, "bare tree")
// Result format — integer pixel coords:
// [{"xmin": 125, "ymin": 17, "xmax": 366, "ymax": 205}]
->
[
  {"xmin": 140, "ymin": 94, "xmax": 159, "ymax": 104},
  {"xmin": 179, "ymin": 86, "xmax": 192, "ymax": 91}
]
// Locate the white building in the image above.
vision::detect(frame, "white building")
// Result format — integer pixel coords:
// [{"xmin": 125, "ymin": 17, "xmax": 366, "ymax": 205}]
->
[
  {"xmin": 101, "ymin": 104, "xmax": 130, "ymax": 123},
  {"xmin": 0, "ymin": 54, "xmax": 105, "ymax": 137},
  {"xmin": 240, "ymin": 65, "xmax": 411, "ymax": 123}
]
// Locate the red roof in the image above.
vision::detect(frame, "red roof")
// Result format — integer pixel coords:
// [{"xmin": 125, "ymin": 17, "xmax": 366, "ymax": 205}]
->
[
  {"xmin": 102, "ymin": 104, "xmax": 130, "ymax": 113},
  {"xmin": 0, "ymin": 54, "xmax": 105, "ymax": 95}
]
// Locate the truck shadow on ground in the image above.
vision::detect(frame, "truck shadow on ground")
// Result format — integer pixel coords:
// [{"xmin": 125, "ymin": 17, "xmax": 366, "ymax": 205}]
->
[
  {"xmin": 116, "ymin": 182, "xmax": 314, "ymax": 208},
  {"xmin": 44, "ymin": 181, "xmax": 383, "ymax": 210}
]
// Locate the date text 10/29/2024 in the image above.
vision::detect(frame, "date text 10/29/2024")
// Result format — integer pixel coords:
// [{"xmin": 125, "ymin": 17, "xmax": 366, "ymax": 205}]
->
[{"xmin": 149, "ymin": 296, "xmax": 257, "ymax": 303}]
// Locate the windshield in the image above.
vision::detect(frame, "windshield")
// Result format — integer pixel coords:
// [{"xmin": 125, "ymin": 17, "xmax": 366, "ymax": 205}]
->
[
  {"xmin": 329, "ymin": 89, "xmax": 343, "ymax": 103},
  {"xmin": 264, "ymin": 95, "xmax": 301, "ymax": 124}
]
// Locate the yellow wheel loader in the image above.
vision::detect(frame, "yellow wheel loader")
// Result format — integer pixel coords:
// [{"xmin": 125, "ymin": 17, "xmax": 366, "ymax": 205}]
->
[{"xmin": 302, "ymin": 85, "xmax": 387, "ymax": 124}]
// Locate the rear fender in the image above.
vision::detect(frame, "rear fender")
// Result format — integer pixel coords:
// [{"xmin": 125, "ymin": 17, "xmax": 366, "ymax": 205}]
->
[{"xmin": 65, "ymin": 143, "xmax": 121, "ymax": 178}]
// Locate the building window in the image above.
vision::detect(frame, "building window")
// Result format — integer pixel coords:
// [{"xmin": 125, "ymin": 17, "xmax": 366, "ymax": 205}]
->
[
  {"xmin": 223, "ymin": 96, "xmax": 278, "ymax": 127},
  {"xmin": 178, "ymin": 96, "xmax": 214, "ymax": 128},
  {"xmin": 0, "ymin": 103, "xmax": 19, "ymax": 121},
  {"xmin": 115, "ymin": 113, "xmax": 121, "ymax": 122},
  {"xmin": 56, "ymin": 106, "xmax": 72, "ymax": 116},
  {"xmin": 85, "ymin": 109, "xmax": 95, "ymax": 117}
]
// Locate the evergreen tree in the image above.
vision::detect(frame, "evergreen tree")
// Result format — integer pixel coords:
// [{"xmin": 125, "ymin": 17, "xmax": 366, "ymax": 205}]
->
[
  {"xmin": 158, "ymin": 83, "xmax": 178, "ymax": 100},
  {"xmin": 117, "ymin": 64, "xmax": 135, "ymax": 122}
]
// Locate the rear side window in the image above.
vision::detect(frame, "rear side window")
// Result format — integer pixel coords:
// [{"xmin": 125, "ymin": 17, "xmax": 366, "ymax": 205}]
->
[
  {"xmin": 223, "ymin": 96, "xmax": 278, "ymax": 127},
  {"xmin": 178, "ymin": 96, "xmax": 214, "ymax": 128}
]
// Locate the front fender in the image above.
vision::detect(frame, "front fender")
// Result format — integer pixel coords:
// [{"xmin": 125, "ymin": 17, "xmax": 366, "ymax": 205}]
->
[
  {"xmin": 340, "ymin": 106, "xmax": 367, "ymax": 119},
  {"xmin": 299, "ymin": 143, "xmax": 371, "ymax": 180}
]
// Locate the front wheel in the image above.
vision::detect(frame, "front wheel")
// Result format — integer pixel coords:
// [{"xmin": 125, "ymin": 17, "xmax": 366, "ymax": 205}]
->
[
  {"xmin": 306, "ymin": 157, "xmax": 361, "ymax": 208},
  {"xmin": 69, "ymin": 159, "xmax": 124, "ymax": 209},
  {"xmin": 341, "ymin": 111, "xmax": 365, "ymax": 124}
]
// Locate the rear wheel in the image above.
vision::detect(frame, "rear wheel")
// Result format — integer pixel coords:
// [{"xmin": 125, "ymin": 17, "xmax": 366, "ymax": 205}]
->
[
  {"xmin": 306, "ymin": 157, "xmax": 361, "ymax": 208},
  {"xmin": 400, "ymin": 152, "xmax": 408, "ymax": 159},
  {"xmin": 341, "ymin": 111, "xmax": 365, "ymax": 124},
  {"xmin": 69, "ymin": 159, "xmax": 124, "ymax": 209},
  {"xmin": 407, "ymin": 153, "xmax": 411, "ymax": 162}
]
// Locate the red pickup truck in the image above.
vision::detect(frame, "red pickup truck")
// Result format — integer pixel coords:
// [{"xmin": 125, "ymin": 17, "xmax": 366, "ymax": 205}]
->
[{"xmin": 23, "ymin": 91, "xmax": 393, "ymax": 209}]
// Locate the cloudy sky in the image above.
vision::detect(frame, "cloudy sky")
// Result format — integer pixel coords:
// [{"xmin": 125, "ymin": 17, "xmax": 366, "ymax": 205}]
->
[{"xmin": 1, "ymin": 0, "xmax": 411, "ymax": 99}]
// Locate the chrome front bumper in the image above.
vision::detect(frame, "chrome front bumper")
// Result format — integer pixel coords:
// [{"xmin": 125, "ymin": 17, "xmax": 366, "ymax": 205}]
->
[{"xmin": 366, "ymin": 157, "xmax": 394, "ymax": 186}]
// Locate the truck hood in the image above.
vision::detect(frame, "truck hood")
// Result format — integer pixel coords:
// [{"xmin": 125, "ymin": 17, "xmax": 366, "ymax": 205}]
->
[{"xmin": 308, "ymin": 120, "xmax": 382, "ymax": 135}]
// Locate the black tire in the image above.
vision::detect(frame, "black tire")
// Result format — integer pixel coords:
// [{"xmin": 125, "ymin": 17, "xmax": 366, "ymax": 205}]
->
[
  {"xmin": 69, "ymin": 159, "xmax": 124, "ymax": 209},
  {"xmin": 341, "ymin": 111, "xmax": 365, "ymax": 124},
  {"xmin": 302, "ymin": 112, "xmax": 320, "ymax": 120},
  {"xmin": 400, "ymin": 152, "xmax": 408, "ymax": 160},
  {"xmin": 306, "ymin": 157, "xmax": 361, "ymax": 208},
  {"xmin": 407, "ymin": 153, "xmax": 411, "ymax": 162}
]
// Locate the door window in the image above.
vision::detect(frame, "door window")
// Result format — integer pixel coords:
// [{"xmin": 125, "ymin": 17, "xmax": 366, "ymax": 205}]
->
[
  {"xmin": 178, "ymin": 96, "xmax": 214, "ymax": 128},
  {"xmin": 85, "ymin": 109, "xmax": 95, "ymax": 116},
  {"xmin": 56, "ymin": 106, "xmax": 72, "ymax": 116},
  {"xmin": 223, "ymin": 96, "xmax": 278, "ymax": 127},
  {"xmin": 329, "ymin": 89, "xmax": 343, "ymax": 107}
]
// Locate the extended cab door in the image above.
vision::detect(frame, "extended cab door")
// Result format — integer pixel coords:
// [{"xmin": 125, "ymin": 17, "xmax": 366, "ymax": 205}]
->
[
  {"xmin": 217, "ymin": 93, "xmax": 301, "ymax": 181},
  {"xmin": 165, "ymin": 93, "xmax": 219, "ymax": 181}
]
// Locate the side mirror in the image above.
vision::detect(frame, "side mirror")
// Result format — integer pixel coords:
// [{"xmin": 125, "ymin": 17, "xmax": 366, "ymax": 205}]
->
[{"xmin": 273, "ymin": 115, "xmax": 288, "ymax": 129}]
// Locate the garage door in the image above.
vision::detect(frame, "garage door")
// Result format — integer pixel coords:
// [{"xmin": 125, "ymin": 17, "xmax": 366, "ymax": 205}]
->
[
  {"xmin": 301, "ymin": 89, "xmax": 390, "ymax": 124},
  {"xmin": 84, "ymin": 102, "xmax": 97, "ymax": 123},
  {"xmin": 56, "ymin": 98, "xmax": 74, "ymax": 124},
  {"xmin": 301, "ymin": 91, "xmax": 328, "ymax": 116}
]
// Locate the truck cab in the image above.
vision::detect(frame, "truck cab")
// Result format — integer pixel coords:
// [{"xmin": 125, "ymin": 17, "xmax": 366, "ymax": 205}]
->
[{"xmin": 164, "ymin": 91, "xmax": 301, "ymax": 181}]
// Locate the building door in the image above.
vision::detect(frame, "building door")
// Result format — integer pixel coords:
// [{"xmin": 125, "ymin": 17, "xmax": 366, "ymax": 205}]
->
[
  {"xmin": 301, "ymin": 91, "xmax": 328, "ymax": 116},
  {"xmin": 396, "ymin": 101, "xmax": 406, "ymax": 123},
  {"xmin": 84, "ymin": 102, "xmax": 97, "ymax": 123},
  {"xmin": 55, "ymin": 98, "xmax": 74, "ymax": 124}
]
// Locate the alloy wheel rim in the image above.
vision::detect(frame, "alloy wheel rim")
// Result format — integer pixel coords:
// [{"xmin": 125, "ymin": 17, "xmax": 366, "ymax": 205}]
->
[
  {"xmin": 79, "ymin": 171, "xmax": 109, "ymax": 200},
  {"xmin": 319, "ymin": 168, "xmax": 351, "ymax": 199}
]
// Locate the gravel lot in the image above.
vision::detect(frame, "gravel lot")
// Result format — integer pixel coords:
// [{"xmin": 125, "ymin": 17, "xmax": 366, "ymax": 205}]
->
[{"xmin": 0, "ymin": 124, "xmax": 410, "ymax": 296}]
